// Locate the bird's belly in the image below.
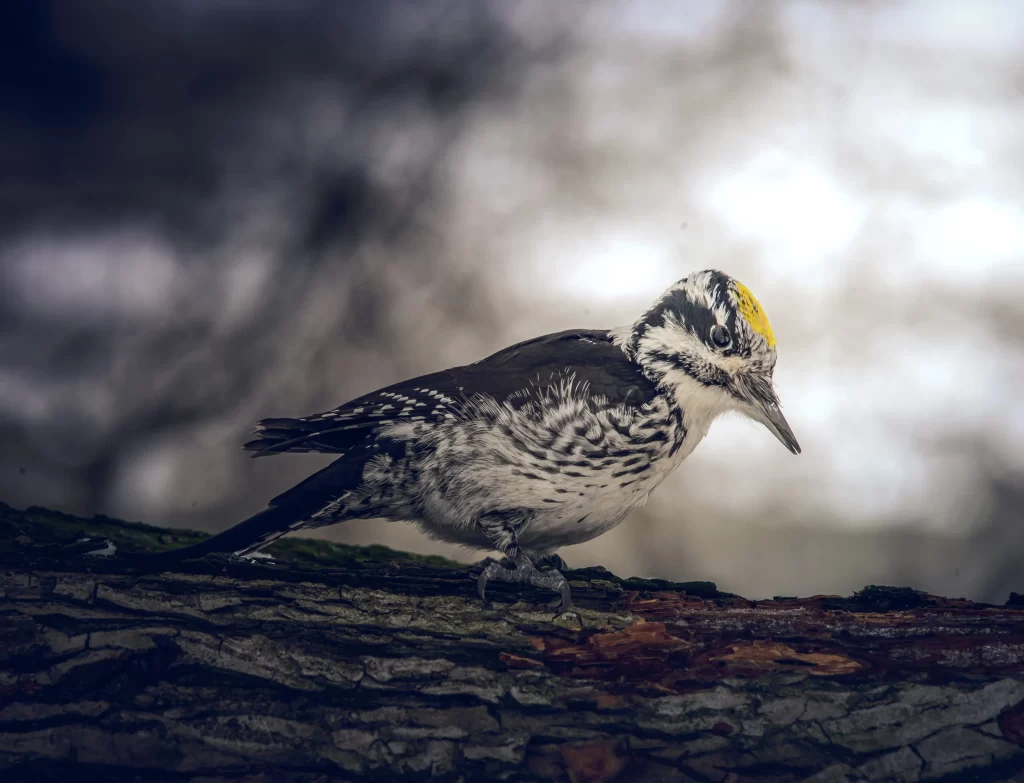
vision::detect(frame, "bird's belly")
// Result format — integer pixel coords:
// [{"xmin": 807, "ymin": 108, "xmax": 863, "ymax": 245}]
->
[
  {"xmin": 412, "ymin": 460, "xmax": 669, "ymax": 554},
  {"xmin": 515, "ymin": 505, "xmax": 632, "ymax": 553},
  {"xmin": 515, "ymin": 478, "xmax": 657, "ymax": 552},
  {"xmin": 399, "ymin": 411, "xmax": 697, "ymax": 554}
]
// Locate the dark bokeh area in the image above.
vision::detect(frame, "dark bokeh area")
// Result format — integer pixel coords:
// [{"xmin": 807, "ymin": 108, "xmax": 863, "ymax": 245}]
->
[
  {"xmin": 0, "ymin": 0, "xmax": 558, "ymax": 520},
  {"xmin": 2, "ymin": 0, "xmax": 1023, "ymax": 603}
]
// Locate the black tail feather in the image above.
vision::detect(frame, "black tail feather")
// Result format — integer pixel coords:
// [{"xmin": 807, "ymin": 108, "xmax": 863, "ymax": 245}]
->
[
  {"xmin": 130, "ymin": 504, "xmax": 304, "ymax": 569},
  {"xmin": 130, "ymin": 453, "xmax": 373, "ymax": 572}
]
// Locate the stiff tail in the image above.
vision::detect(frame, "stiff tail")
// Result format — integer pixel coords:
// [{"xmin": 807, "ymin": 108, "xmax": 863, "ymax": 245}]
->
[
  {"xmin": 132, "ymin": 504, "xmax": 306, "ymax": 570},
  {"xmin": 129, "ymin": 453, "xmax": 368, "ymax": 571}
]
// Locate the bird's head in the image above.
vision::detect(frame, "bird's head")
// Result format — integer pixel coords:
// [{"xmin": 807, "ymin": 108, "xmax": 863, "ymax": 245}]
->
[{"xmin": 617, "ymin": 269, "xmax": 800, "ymax": 455}]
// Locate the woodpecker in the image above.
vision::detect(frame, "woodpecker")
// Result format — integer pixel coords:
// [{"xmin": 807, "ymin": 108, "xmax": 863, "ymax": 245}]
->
[{"xmin": 151, "ymin": 270, "xmax": 800, "ymax": 611}]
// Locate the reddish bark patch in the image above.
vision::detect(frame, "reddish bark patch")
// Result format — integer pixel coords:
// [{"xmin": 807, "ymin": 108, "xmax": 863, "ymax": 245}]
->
[
  {"xmin": 499, "ymin": 651, "xmax": 545, "ymax": 670},
  {"xmin": 594, "ymin": 692, "xmax": 626, "ymax": 710},
  {"xmin": 557, "ymin": 738, "xmax": 628, "ymax": 783},
  {"xmin": 701, "ymin": 640, "xmax": 864, "ymax": 677},
  {"xmin": 540, "ymin": 621, "xmax": 692, "ymax": 681},
  {"xmin": 599, "ymin": 585, "xmax": 1024, "ymax": 684},
  {"xmin": 622, "ymin": 590, "xmax": 707, "ymax": 619}
]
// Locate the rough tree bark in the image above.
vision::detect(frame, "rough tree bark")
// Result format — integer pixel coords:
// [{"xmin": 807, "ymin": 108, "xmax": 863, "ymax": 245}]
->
[{"xmin": 2, "ymin": 502, "xmax": 1024, "ymax": 782}]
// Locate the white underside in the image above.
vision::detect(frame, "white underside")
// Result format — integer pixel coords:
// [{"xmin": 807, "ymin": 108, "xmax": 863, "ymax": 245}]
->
[{"xmin": 372, "ymin": 380, "xmax": 728, "ymax": 555}]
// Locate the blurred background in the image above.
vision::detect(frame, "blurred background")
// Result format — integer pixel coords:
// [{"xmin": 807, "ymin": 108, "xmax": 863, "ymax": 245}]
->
[{"xmin": 2, "ymin": 0, "xmax": 1023, "ymax": 602}]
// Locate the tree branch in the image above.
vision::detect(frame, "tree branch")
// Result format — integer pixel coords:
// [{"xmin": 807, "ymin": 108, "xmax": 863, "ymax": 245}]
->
[{"xmin": 2, "ymin": 502, "xmax": 1024, "ymax": 782}]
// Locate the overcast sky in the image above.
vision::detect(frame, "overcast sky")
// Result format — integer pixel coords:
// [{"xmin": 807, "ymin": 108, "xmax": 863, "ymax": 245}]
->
[{"xmin": 2, "ymin": 0, "xmax": 1023, "ymax": 602}]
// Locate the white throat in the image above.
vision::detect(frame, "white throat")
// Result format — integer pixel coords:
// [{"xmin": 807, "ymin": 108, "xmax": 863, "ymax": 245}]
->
[{"xmin": 662, "ymin": 368, "xmax": 735, "ymax": 446}]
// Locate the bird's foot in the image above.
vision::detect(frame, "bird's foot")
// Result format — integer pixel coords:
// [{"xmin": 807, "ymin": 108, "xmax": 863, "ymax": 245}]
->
[
  {"xmin": 497, "ymin": 553, "xmax": 568, "ymax": 571},
  {"xmin": 478, "ymin": 558, "xmax": 572, "ymax": 614}
]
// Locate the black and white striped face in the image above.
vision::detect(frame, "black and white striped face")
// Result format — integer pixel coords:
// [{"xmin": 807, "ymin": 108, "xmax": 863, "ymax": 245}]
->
[{"xmin": 619, "ymin": 270, "xmax": 800, "ymax": 454}]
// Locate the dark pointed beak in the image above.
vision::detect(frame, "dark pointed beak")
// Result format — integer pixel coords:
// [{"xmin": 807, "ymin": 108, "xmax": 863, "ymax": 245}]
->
[{"xmin": 751, "ymin": 395, "xmax": 801, "ymax": 455}]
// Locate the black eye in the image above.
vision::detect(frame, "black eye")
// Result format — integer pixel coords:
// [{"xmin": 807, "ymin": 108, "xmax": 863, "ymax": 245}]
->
[{"xmin": 710, "ymin": 324, "xmax": 731, "ymax": 348}]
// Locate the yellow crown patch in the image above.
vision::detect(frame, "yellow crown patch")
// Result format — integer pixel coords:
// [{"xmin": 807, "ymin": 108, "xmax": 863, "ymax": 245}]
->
[{"xmin": 733, "ymin": 281, "xmax": 776, "ymax": 348}]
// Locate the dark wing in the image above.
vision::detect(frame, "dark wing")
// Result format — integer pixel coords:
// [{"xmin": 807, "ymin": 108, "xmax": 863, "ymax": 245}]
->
[
  {"xmin": 243, "ymin": 329, "xmax": 657, "ymax": 458},
  {"xmin": 458, "ymin": 328, "xmax": 658, "ymax": 408}
]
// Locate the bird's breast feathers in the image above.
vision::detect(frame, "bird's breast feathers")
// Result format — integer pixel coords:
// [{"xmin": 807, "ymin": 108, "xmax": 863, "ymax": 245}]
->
[{"xmin": 376, "ymin": 379, "xmax": 699, "ymax": 550}]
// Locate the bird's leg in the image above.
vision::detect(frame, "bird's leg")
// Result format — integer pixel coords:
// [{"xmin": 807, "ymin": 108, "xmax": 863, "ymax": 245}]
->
[
  {"xmin": 476, "ymin": 515, "xmax": 571, "ymax": 612},
  {"xmin": 497, "ymin": 553, "xmax": 567, "ymax": 570}
]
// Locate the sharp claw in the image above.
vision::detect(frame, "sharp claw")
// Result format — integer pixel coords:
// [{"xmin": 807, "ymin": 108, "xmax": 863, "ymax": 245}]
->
[
  {"xmin": 475, "ymin": 558, "xmax": 574, "ymax": 611},
  {"xmin": 477, "ymin": 569, "xmax": 491, "ymax": 604},
  {"xmin": 477, "ymin": 561, "xmax": 509, "ymax": 605},
  {"xmin": 558, "ymin": 581, "xmax": 573, "ymax": 614}
]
